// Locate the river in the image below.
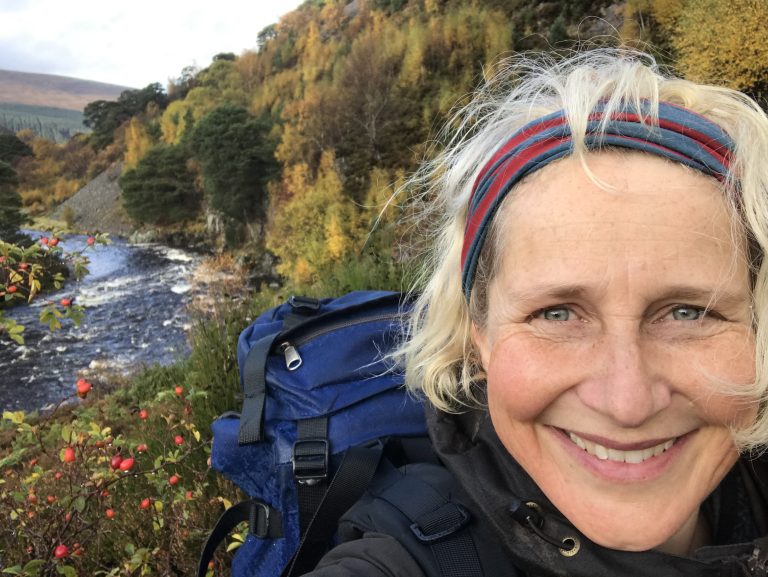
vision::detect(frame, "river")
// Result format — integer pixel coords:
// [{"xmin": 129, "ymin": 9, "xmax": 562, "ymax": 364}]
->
[{"xmin": 0, "ymin": 233, "xmax": 200, "ymax": 411}]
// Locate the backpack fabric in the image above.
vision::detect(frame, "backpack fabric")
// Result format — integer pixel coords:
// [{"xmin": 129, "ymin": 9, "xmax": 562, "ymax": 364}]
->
[{"xmin": 199, "ymin": 291, "xmax": 434, "ymax": 577}]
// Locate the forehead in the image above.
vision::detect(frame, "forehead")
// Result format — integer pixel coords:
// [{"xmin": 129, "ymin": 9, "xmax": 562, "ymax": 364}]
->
[{"xmin": 496, "ymin": 151, "xmax": 744, "ymax": 284}]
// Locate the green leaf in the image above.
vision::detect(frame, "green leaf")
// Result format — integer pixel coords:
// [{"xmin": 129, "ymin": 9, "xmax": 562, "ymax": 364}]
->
[
  {"xmin": 73, "ymin": 495, "xmax": 86, "ymax": 513},
  {"xmin": 22, "ymin": 559, "xmax": 44, "ymax": 576},
  {"xmin": 2, "ymin": 411, "xmax": 25, "ymax": 424},
  {"xmin": 56, "ymin": 565, "xmax": 77, "ymax": 577},
  {"xmin": 2, "ymin": 565, "xmax": 22, "ymax": 575}
]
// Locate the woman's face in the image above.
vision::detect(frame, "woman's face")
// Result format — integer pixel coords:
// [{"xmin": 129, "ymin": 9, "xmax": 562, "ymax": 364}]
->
[{"xmin": 473, "ymin": 152, "xmax": 756, "ymax": 553}]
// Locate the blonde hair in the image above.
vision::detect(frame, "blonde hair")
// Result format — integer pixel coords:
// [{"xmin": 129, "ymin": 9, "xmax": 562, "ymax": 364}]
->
[{"xmin": 397, "ymin": 48, "xmax": 768, "ymax": 450}]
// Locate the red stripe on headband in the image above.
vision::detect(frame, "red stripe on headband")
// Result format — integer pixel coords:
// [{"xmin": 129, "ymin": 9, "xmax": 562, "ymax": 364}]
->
[{"xmin": 461, "ymin": 132, "xmax": 568, "ymax": 268}]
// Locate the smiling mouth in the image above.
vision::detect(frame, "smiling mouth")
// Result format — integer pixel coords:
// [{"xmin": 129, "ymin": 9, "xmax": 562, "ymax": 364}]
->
[{"xmin": 567, "ymin": 431, "xmax": 675, "ymax": 464}]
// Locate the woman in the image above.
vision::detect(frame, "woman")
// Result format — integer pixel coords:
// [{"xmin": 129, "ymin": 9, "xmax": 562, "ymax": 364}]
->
[{"xmin": 307, "ymin": 49, "xmax": 768, "ymax": 576}]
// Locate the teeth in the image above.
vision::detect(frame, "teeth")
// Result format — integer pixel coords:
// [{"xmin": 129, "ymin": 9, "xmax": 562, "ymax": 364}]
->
[{"xmin": 568, "ymin": 432, "xmax": 675, "ymax": 464}]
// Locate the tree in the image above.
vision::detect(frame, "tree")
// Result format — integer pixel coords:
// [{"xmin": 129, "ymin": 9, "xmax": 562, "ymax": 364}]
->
[
  {"xmin": 0, "ymin": 134, "xmax": 33, "ymax": 165},
  {"xmin": 84, "ymin": 83, "xmax": 169, "ymax": 150},
  {"xmin": 0, "ymin": 161, "xmax": 28, "ymax": 241},
  {"xmin": 188, "ymin": 105, "xmax": 278, "ymax": 222},
  {"xmin": 119, "ymin": 145, "xmax": 201, "ymax": 225}
]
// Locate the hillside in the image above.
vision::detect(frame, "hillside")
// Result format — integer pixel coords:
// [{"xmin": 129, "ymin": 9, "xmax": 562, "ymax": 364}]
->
[
  {"xmin": 0, "ymin": 69, "xmax": 130, "ymax": 141},
  {"xmin": 0, "ymin": 69, "xmax": 129, "ymax": 110}
]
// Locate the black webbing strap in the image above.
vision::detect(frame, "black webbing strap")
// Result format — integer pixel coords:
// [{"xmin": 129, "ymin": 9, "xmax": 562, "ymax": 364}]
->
[
  {"xmin": 294, "ymin": 418, "xmax": 330, "ymax": 534},
  {"xmin": 283, "ymin": 442, "xmax": 385, "ymax": 577},
  {"xmin": 197, "ymin": 499, "xmax": 283, "ymax": 577},
  {"xmin": 237, "ymin": 298, "xmax": 321, "ymax": 445},
  {"xmin": 238, "ymin": 333, "xmax": 280, "ymax": 444},
  {"xmin": 383, "ymin": 474, "xmax": 483, "ymax": 577}
]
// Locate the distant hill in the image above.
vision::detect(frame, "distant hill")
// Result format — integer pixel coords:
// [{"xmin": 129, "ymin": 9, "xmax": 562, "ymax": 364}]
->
[
  {"xmin": 0, "ymin": 69, "xmax": 131, "ymax": 141},
  {"xmin": 0, "ymin": 69, "xmax": 130, "ymax": 110}
]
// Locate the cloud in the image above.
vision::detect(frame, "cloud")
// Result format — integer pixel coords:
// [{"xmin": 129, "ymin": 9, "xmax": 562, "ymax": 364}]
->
[{"xmin": 0, "ymin": 0, "xmax": 303, "ymax": 87}]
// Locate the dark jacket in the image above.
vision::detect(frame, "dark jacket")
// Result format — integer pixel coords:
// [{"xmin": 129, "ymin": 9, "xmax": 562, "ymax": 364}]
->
[{"xmin": 306, "ymin": 407, "xmax": 768, "ymax": 577}]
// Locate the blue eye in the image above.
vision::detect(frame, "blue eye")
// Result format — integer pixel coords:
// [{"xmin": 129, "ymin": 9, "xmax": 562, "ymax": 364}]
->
[
  {"xmin": 670, "ymin": 306, "xmax": 705, "ymax": 321},
  {"xmin": 536, "ymin": 307, "xmax": 572, "ymax": 321}
]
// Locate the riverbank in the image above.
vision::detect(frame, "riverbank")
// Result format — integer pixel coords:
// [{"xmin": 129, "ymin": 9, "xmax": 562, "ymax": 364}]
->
[{"xmin": 0, "ymin": 235, "xmax": 202, "ymax": 411}]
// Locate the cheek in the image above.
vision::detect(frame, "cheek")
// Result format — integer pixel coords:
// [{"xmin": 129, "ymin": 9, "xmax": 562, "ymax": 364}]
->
[
  {"xmin": 484, "ymin": 337, "xmax": 585, "ymax": 422},
  {"xmin": 663, "ymin": 336, "xmax": 757, "ymax": 425}
]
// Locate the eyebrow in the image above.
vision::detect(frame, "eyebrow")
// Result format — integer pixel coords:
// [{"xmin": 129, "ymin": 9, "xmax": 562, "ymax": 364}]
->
[{"xmin": 507, "ymin": 283, "xmax": 750, "ymax": 309}]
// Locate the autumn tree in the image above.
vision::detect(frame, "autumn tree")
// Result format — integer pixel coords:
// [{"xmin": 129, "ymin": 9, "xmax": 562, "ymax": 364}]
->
[
  {"xmin": 188, "ymin": 105, "xmax": 278, "ymax": 222},
  {"xmin": 84, "ymin": 83, "xmax": 169, "ymax": 150},
  {"xmin": 119, "ymin": 144, "xmax": 201, "ymax": 225},
  {"xmin": 267, "ymin": 151, "xmax": 363, "ymax": 285},
  {"xmin": 0, "ymin": 161, "xmax": 28, "ymax": 242}
]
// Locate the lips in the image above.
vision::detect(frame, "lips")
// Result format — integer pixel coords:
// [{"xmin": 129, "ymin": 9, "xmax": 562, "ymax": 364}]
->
[{"xmin": 566, "ymin": 430, "xmax": 676, "ymax": 464}]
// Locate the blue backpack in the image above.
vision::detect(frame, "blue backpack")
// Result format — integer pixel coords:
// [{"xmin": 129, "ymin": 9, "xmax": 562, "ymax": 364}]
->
[{"xmin": 197, "ymin": 291, "xmax": 431, "ymax": 576}]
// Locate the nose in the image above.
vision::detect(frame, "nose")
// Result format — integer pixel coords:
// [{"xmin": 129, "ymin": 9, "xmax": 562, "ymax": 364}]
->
[{"xmin": 574, "ymin": 327, "xmax": 672, "ymax": 428}]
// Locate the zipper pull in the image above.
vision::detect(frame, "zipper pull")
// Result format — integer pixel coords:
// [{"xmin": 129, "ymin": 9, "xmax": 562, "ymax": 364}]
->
[{"xmin": 280, "ymin": 342, "xmax": 302, "ymax": 371}]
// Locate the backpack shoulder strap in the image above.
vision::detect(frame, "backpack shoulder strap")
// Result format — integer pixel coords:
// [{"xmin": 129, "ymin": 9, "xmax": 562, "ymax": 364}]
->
[{"xmin": 338, "ymin": 461, "xmax": 517, "ymax": 577}]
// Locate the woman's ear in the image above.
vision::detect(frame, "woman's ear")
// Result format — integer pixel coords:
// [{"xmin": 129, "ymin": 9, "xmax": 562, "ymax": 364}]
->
[{"xmin": 470, "ymin": 322, "xmax": 491, "ymax": 369}]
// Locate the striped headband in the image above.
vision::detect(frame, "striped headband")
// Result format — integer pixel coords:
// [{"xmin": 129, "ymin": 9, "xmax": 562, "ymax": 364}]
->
[{"xmin": 461, "ymin": 101, "xmax": 736, "ymax": 299}]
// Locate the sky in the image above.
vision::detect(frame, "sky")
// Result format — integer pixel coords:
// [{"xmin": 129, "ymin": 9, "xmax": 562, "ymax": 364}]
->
[{"xmin": 0, "ymin": 0, "xmax": 305, "ymax": 88}]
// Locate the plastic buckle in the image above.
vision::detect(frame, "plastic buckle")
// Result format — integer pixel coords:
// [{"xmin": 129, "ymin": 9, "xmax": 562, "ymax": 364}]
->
[
  {"xmin": 292, "ymin": 438, "xmax": 329, "ymax": 485},
  {"xmin": 288, "ymin": 295, "xmax": 321, "ymax": 314},
  {"xmin": 249, "ymin": 501, "xmax": 271, "ymax": 538},
  {"xmin": 410, "ymin": 504, "xmax": 471, "ymax": 543}
]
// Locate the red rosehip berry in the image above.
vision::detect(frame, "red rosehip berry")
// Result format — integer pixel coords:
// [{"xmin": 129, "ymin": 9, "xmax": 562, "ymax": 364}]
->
[
  {"xmin": 185, "ymin": 490, "xmax": 193, "ymax": 500},
  {"xmin": 140, "ymin": 497, "xmax": 151, "ymax": 510},
  {"xmin": 169, "ymin": 474, "xmax": 180, "ymax": 486},
  {"xmin": 54, "ymin": 544, "xmax": 69, "ymax": 559},
  {"xmin": 136, "ymin": 443, "xmax": 148, "ymax": 453},
  {"xmin": 139, "ymin": 409, "xmax": 148, "ymax": 420},
  {"xmin": 87, "ymin": 236, "xmax": 95, "ymax": 246},
  {"xmin": 60, "ymin": 298, "xmax": 72, "ymax": 307},
  {"xmin": 28, "ymin": 457, "xmax": 38, "ymax": 467},
  {"xmin": 7, "ymin": 285, "xmax": 17, "ymax": 294},
  {"xmin": 46, "ymin": 495, "xmax": 56, "ymax": 504},
  {"xmin": 40, "ymin": 237, "xmax": 48, "ymax": 246},
  {"xmin": 54, "ymin": 471, "xmax": 63, "ymax": 480},
  {"xmin": 110, "ymin": 454, "xmax": 123, "ymax": 470},
  {"xmin": 174, "ymin": 385, "xmax": 184, "ymax": 396},
  {"xmin": 174, "ymin": 435, "xmax": 184, "ymax": 446},
  {"xmin": 18, "ymin": 262, "xmax": 28, "ymax": 270},
  {"xmin": 105, "ymin": 508, "xmax": 115, "ymax": 519},
  {"xmin": 27, "ymin": 493, "xmax": 38, "ymax": 505},
  {"xmin": 49, "ymin": 238, "xmax": 59, "ymax": 247},
  {"xmin": 62, "ymin": 447, "xmax": 76, "ymax": 463},
  {"xmin": 76, "ymin": 378, "xmax": 91, "ymax": 398},
  {"xmin": 64, "ymin": 512, "xmax": 72, "ymax": 522},
  {"xmin": 118, "ymin": 457, "xmax": 135, "ymax": 472},
  {"xmin": 100, "ymin": 489, "xmax": 110, "ymax": 497},
  {"xmin": 95, "ymin": 440, "xmax": 105, "ymax": 448}
]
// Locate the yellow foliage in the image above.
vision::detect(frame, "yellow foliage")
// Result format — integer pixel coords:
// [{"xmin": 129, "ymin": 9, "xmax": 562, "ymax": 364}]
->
[
  {"xmin": 325, "ymin": 212, "xmax": 347, "ymax": 259},
  {"xmin": 400, "ymin": 21, "xmax": 427, "ymax": 86},
  {"xmin": 124, "ymin": 118, "xmax": 154, "ymax": 169},
  {"xmin": 483, "ymin": 11, "xmax": 513, "ymax": 65},
  {"xmin": 52, "ymin": 178, "xmax": 79, "ymax": 203},
  {"xmin": 267, "ymin": 151, "xmax": 363, "ymax": 284},
  {"xmin": 671, "ymin": 0, "xmax": 768, "ymax": 92},
  {"xmin": 293, "ymin": 258, "xmax": 314, "ymax": 284}
]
